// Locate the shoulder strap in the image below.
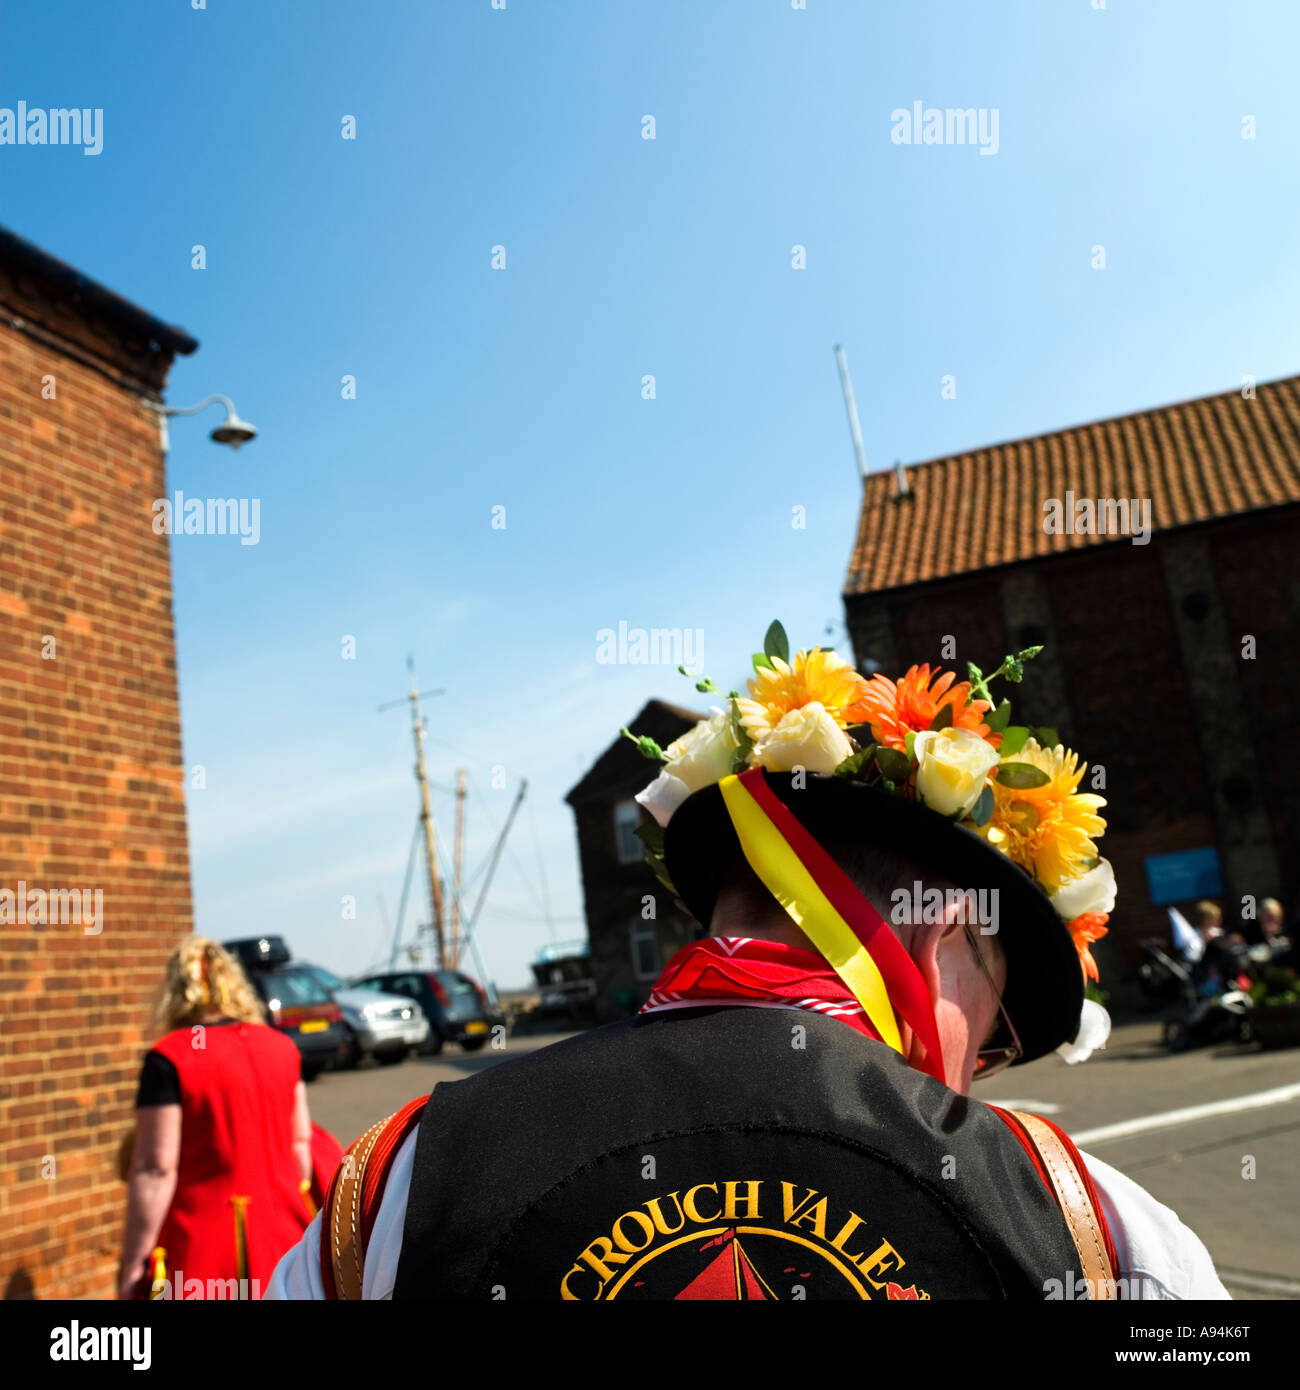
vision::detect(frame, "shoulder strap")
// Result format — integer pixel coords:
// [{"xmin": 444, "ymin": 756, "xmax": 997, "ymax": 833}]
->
[
  {"xmin": 321, "ymin": 1094, "xmax": 428, "ymax": 1300},
  {"xmin": 990, "ymin": 1106, "xmax": 1118, "ymax": 1299}
]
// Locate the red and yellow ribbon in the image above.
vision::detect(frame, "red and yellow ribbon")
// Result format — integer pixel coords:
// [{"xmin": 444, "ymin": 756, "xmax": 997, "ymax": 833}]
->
[{"xmin": 718, "ymin": 769, "xmax": 945, "ymax": 1084}]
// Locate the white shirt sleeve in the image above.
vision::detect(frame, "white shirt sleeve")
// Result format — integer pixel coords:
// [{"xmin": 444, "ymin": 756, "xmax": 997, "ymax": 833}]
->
[
  {"xmin": 263, "ymin": 1127, "xmax": 419, "ymax": 1301},
  {"xmin": 1077, "ymin": 1149, "xmax": 1231, "ymax": 1300}
]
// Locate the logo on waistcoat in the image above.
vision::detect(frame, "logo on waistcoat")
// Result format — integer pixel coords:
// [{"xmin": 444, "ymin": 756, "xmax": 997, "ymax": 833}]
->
[{"xmin": 559, "ymin": 1179, "xmax": 929, "ymax": 1301}]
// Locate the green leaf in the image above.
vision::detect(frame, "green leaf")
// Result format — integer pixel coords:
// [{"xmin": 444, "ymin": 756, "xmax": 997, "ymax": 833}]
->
[
  {"xmin": 985, "ymin": 699, "xmax": 1012, "ymax": 733},
  {"xmin": 634, "ymin": 821, "xmax": 665, "ymax": 853},
  {"xmin": 970, "ymin": 783, "xmax": 995, "ymax": 827},
  {"xmin": 967, "ymin": 661, "xmax": 984, "ymax": 682},
  {"xmin": 875, "ymin": 746, "xmax": 912, "ymax": 783},
  {"xmin": 763, "ymin": 620, "xmax": 790, "ymax": 666},
  {"xmin": 1016, "ymin": 645, "xmax": 1044, "ymax": 663},
  {"xmin": 996, "ymin": 761, "xmax": 1052, "ymax": 789},
  {"xmin": 997, "ymin": 726, "xmax": 1030, "ymax": 757},
  {"xmin": 752, "ymin": 652, "xmax": 773, "ymax": 672},
  {"xmin": 1032, "ymin": 726, "xmax": 1060, "ymax": 749},
  {"xmin": 930, "ymin": 702, "xmax": 954, "ymax": 731},
  {"xmin": 620, "ymin": 727, "xmax": 667, "ymax": 763},
  {"xmin": 728, "ymin": 699, "xmax": 754, "ymax": 773},
  {"xmin": 904, "ymin": 730, "xmax": 916, "ymax": 760},
  {"xmin": 834, "ymin": 743, "xmax": 878, "ymax": 779}
]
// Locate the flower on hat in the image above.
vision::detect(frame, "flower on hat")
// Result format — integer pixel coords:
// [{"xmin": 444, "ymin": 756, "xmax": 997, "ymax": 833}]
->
[
  {"xmin": 620, "ymin": 622, "xmax": 1114, "ymax": 985},
  {"xmin": 735, "ymin": 647, "xmax": 871, "ymax": 739},
  {"xmin": 749, "ymin": 701, "xmax": 854, "ymax": 774},
  {"xmin": 855, "ymin": 664, "xmax": 993, "ymax": 751},
  {"xmin": 1068, "ymin": 913, "xmax": 1110, "ymax": 985},
  {"xmin": 978, "ymin": 738, "xmax": 1107, "ymax": 893}
]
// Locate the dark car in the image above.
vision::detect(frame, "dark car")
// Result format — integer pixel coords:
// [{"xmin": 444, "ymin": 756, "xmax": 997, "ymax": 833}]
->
[
  {"xmin": 351, "ymin": 969, "xmax": 497, "ymax": 1054},
  {"xmin": 223, "ymin": 936, "xmax": 348, "ymax": 1081}
]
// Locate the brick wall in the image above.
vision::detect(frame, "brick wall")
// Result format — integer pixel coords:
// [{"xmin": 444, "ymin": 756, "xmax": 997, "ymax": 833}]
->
[{"xmin": 0, "ymin": 261, "xmax": 194, "ymax": 1299}]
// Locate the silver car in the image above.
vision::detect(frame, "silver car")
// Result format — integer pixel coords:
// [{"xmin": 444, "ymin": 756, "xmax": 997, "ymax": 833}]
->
[{"xmin": 301, "ymin": 964, "xmax": 430, "ymax": 1068}]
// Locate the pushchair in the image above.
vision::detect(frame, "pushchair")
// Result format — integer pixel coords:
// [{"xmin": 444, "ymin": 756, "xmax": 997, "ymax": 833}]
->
[{"xmin": 1137, "ymin": 937, "xmax": 1253, "ymax": 1050}]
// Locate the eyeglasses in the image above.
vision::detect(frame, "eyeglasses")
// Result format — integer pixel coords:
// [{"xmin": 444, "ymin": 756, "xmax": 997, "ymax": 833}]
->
[{"xmin": 963, "ymin": 924, "xmax": 1023, "ymax": 1082}]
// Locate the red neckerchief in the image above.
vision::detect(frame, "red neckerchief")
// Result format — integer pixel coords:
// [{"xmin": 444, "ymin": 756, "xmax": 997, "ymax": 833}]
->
[{"xmin": 640, "ymin": 936, "xmax": 885, "ymax": 1044}]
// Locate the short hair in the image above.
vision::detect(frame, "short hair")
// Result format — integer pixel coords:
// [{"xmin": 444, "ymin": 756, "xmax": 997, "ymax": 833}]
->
[
  {"xmin": 1195, "ymin": 899, "xmax": 1222, "ymax": 923},
  {"xmin": 1261, "ymin": 898, "xmax": 1283, "ymax": 917}
]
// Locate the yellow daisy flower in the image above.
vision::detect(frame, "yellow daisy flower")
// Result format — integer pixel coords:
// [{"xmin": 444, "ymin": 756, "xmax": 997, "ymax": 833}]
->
[
  {"xmin": 979, "ymin": 738, "xmax": 1107, "ymax": 892},
  {"xmin": 734, "ymin": 648, "xmax": 872, "ymax": 739}
]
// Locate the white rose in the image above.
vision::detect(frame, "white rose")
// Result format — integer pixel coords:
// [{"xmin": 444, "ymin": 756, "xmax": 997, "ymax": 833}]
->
[
  {"xmin": 634, "ymin": 770, "xmax": 692, "ymax": 829},
  {"xmin": 751, "ymin": 702, "xmax": 853, "ymax": 774},
  {"xmin": 634, "ymin": 708, "xmax": 739, "ymax": 828},
  {"xmin": 1051, "ymin": 857, "xmax": 1116, "ymax": 921},
  {"xmin": 663, "ymin": 707, "xmax": 740, "ymax": 791},
  {"xmin": 1056, "ymin": 997, "xmax": 1112, "ymax": 1065},
  {"xmin": 912, "ymin": 726, "xmax": 1001, "ymax": 818}
]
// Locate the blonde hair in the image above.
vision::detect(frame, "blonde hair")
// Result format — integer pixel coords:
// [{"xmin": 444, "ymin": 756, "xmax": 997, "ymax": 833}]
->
[
  {"xmin": 156, "ymin": 936, "xmax": 264, "ymax": 1033},
  {"xmin": 1195, "ymin": 900, "xmax": 1222, "ymax": 925}
]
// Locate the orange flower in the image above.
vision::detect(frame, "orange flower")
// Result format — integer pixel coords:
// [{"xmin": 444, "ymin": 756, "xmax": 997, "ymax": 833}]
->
[
  {"xmin": 1069, "ymin": 912, "xmax": 1109, "ymax": 983},
  {"xmin": 851, "ymin": 664, "xmax": 993, "ymax": 751}
]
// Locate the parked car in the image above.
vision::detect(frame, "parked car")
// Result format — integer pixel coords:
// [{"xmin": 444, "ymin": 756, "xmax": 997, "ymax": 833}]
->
[
  {"xmin": 351, "ymin": 969, "xmax": 498, "ymax": 1054},
  {"xmin": 297, "ymin": 963, "xmax": 430, "ymax": 1068},
  {"xmin": 222, "ymin": 936, "xmax": 347, "ymax": 1081}
]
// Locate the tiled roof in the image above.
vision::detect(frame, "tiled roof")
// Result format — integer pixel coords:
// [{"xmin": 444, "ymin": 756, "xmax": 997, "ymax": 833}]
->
[{"xmin": 845, "ymin": 375, "xmax": 1300, "ymax": 596}]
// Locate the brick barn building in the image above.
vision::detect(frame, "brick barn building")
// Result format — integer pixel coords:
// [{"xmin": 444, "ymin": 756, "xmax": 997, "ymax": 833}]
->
[
  {"xmin": 844, "ymin": 376, "xmax": 1300, "ymax": 994},
  {"xmin": 0, "ymin": 227, "xmax": 197, "ymax": 1298},
  {"xmin": 565, "ymin": 700, "xmax": 701, "ymax": 1022}
]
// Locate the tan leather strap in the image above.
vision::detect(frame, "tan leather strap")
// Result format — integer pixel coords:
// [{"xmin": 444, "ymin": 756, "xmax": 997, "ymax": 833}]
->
[
  {"xmin": 328, "ymin": 1114, "xmax": 389, "ymax": 1301},
  {"xmin": 1010, "ymin": 1109, "xmax": 1115, "ymax": 1300}
]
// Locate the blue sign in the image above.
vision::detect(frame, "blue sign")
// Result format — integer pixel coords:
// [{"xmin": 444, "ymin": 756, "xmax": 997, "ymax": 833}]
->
[{"xmin": 1144, "ymin": 847, "xmax": 1224, "ymax": 905}]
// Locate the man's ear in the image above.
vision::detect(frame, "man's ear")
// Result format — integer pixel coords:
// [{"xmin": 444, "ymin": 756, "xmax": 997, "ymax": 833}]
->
[{"xmin": 907, "ymin": 918, "xmax": 945, "ymax": 1005}]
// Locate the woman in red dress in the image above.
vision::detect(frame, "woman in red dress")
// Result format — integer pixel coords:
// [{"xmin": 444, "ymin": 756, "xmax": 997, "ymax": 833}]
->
[{"xmin": 118, "ymin": 937, "xmax": 314, "ymax": 1299}]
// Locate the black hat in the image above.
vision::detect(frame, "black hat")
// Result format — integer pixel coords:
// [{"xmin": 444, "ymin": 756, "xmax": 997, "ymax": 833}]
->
[{"xmin": 662, "ymin": 770, "xmax": 1084, "ymax": 1065}]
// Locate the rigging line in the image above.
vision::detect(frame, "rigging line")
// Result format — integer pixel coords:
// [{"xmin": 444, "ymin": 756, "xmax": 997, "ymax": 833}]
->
[
  {"xmin": 526, "ymin": 795, "xmax": 557, "ymax": 943},
  {"xmin": 460, "ymin": 772, "xmax": 532, "ymax": 891}
]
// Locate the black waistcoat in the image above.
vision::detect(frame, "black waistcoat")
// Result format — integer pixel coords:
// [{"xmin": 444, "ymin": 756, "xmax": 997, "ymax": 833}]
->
[{"xmin": 393, "ymin": 1006, "xmax": 1081, "ymax": 1300}]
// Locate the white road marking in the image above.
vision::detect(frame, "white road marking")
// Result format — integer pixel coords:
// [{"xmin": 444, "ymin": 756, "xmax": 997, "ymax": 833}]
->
[
  {"xmin": 1216, "ymin": 1267, "xmax": 1300, "ymax": 1298},
  {"xmin": 1070, "ymin": 1083, "xmax": 1300, "ymax": 1147},
  {"xmin": 984, "ymin": 1100, "xmax": 1062, "ymax": 1114}
]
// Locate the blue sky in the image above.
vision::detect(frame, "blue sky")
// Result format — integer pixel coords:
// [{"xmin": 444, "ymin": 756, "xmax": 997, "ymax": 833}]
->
[{"xmin": 4, "ymin": 1, "xmax": 1298, "ymax": 987}]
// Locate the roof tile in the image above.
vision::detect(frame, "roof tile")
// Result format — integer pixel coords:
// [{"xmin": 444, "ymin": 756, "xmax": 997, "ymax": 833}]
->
[{"xmin": 845, "ymin": 375, "xmax": 1300, "ymax": 594}]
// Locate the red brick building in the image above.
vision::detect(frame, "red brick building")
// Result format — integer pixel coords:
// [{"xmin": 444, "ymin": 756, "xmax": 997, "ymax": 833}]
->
[
  {"xmin": 0, "ymin": 227, "xmax": 197, "ymax": 1298},
  {"xmin": 844, "ymin": 377, "xmax": 1300, "ymax": 995}
]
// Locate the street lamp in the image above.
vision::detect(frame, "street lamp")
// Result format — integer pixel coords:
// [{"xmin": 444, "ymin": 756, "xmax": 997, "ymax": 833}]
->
[{"xmin": 144, "ymin": 393, "xmax": 257, "ymax": 451}]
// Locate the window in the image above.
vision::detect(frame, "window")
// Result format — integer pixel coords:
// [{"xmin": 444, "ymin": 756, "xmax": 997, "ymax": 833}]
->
[
  {"xmin": 614, "ymin": 799, "xmax": 643, "ymax": 864},
  {"xmin": 630, "ymin": 920, "xmax": 659, "ymax": 980}
]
